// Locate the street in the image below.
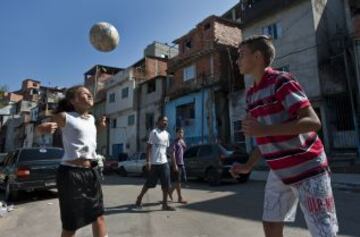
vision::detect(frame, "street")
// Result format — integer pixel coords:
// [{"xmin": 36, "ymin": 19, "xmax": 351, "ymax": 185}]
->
[{"xmin": 0, "ymin": 174, "xmax": 359, "ymax": 237}]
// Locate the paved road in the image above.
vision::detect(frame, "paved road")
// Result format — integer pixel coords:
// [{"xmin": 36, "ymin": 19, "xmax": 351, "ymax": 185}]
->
[{"xmin": 0, "ymin": 174, "xmax": 359, "ymax": 237}]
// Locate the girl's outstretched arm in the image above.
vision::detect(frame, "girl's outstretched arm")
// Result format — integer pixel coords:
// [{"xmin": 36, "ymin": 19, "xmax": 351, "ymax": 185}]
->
[{"xmin": 36, "ymin": 112, "xmax": 66, "ymax": 134}]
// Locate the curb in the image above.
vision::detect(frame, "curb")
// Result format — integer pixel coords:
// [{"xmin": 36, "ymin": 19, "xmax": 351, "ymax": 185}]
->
[{"xmin": 250, "ymin": 170, "xmax": 360, "ymax": 187}]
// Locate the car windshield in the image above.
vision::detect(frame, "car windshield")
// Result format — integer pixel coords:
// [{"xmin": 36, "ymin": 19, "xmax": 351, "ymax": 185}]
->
[
  {"xmin": 126, "ymin": 154, "xmax": 136, "ymax": 161},
  {"xmin": 107, "ymin": 157, "xmax": 118, "ymax": 161},
  {"xmin": 19, "ymin": 148, "xmax": 64, "ymax": 162},
  {"xmin": 220, "ymin": 144, "xmax": 246, "ymax": 154},
  {"xmin": 118, "ymin": 153, "xmax": 128, "ymax": 161},
  {"xmin": 218, "ymin": 144, "xmax": 235, "ymax": 155}
]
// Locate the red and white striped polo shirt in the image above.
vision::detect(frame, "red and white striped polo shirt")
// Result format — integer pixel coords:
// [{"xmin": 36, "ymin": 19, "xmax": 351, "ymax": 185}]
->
[{"xmin": 246, "ymin": 67, "xmax": 329, "ymax": 184}]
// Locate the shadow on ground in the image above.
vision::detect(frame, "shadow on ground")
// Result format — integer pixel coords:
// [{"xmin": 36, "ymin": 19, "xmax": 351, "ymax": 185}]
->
[
  {"xmin": 105, "ymin": 202, "xmax": 167, "ymax": 215},
  {"xmin": 0, "ymin": 189, "xmax": 58, "ymax": 205},
  {"xmin": 104, "ymin": 175, "xmax": 360, "ymax": 237}
]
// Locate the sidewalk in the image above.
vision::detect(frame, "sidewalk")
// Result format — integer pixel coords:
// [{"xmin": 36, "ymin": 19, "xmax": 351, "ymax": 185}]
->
[{"xmin": 250, "ymin": 170, "xmax": 360, "ymax": 187}]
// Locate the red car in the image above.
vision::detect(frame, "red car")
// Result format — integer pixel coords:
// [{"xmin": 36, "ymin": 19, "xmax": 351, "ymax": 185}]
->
[
  {"xmin": 103, "ymin": 153, "xmax": 128, "ymax": 174},
  {"xmin": 103, "ymin": 157, "xmax": 119, "ymax": 174}
]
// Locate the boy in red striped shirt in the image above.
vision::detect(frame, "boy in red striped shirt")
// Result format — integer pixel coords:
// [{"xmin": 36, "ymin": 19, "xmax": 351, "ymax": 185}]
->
[{"xmin": 230, "ymin": 35, "xmax": 338, "ymax": 237}]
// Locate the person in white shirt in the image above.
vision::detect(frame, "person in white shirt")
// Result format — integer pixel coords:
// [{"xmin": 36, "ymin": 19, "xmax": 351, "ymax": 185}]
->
[
  {"xmin": 96, "ymin": 154, "xmax": 105, "ymax": 180},
  {"xmin": 135, "ymin": 116, "xmax": 176, "ymax": 211},
  {"xmin": 37, "ymin": 85, "xmax": 108, "ymax": 237}
]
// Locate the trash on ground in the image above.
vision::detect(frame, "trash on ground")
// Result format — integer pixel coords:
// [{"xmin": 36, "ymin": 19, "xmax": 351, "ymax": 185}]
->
[{"xmin": 0, "ymin": 201, "xmax": 15, "ymax": 217}]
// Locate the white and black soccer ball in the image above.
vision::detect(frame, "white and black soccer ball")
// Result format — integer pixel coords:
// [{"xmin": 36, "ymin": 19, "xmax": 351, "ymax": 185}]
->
[{"xmin": 89, "ymin": 22, "xmax": 119, "ymax": 52}]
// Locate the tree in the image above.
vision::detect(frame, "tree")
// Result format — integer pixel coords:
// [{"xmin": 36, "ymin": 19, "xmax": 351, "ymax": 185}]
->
[{"xmin": 0, "ymin": 85, "xmax": 8, "ymax": 108}]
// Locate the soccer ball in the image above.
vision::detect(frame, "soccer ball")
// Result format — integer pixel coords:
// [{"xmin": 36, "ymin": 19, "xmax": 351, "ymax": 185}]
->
[{"xmin": 89, "ymin": 22, "xmax": 119, "ymax": 52}]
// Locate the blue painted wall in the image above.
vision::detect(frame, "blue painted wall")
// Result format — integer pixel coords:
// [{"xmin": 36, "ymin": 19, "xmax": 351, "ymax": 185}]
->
[{"xmin": 165, "ymin": 89, "xmax": 217, "ymax": 146}]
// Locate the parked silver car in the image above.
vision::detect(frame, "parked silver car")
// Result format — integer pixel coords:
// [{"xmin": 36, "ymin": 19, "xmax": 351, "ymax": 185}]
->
[{"xmin": 184, "ymin": 144, "xmax": 250, "ymax": 186}]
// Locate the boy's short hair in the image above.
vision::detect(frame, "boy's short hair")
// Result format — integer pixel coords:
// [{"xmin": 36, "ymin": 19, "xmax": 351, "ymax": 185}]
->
[
  {"xmin": 239, "ymin": 35, "xmax": 276, "ymax": 67},
  {"xmin": 157, "ymin": 115, "xmax": 167, "ymax": 122}
]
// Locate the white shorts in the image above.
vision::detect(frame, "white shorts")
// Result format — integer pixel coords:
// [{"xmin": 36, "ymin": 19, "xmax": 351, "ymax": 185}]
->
[{"xmin": 263, "ymin": 170, "xmax": 338, "ymax": 237}]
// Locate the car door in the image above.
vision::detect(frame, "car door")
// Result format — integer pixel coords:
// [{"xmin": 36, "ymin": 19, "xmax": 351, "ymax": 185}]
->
[
  {"xmin": 196, "ymin": 145, "xmax": 215, "ymax": 175},
  {"xmin": 135, "ymin": 153, "xmax": 146, "ymax": 174},
  {"xmin": 183, "ymin": 146, "xmax": 200, "ymax": 177},
  {"xmin": 125, "ymin": 154, "xmax": 137, "ymax": 173}
]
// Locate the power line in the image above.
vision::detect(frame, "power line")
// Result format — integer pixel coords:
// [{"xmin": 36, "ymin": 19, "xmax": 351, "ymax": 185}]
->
[{"xmin": 275, "ymin": 45, "xmax": 318, "ymax": 61}]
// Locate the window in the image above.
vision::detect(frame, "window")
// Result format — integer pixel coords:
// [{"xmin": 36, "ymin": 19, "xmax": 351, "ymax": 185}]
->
[
  {"xmin": 145, "ymin": 113, "xmax": 154, "ymax": 130},
  {"xmin": 233, "ymin": 120, "xmax": 245, "ymax": 143},
  {"xmin": 128, "ymin": 115, "xmax": 135, "ymax": 126},
  {"xmin": 111, "ymin": 119, "xmax": 117, "ymax": 128},
  {"xmin": 109, "ymin": 93, "xmax": 115, "ymax": 103},
  {"xmin": 18, "ymin": 148, "xmax": 64, "ymax": 162},
  {"xmin": 183, "ymin": 65, "xmax": 196, "ymax": 81},
  {"xmin": 204, "ymin": 23, "xmax": 211, "ymax": 31},
  {"xmin": 233, "ymin": 120, "xmax": 246, "ymax": 150},
  {"xmin": 184, "ymin": 146, "xmax": 199, "ymax": 159},
  {"xmin": 129, "ymin": 154, "xmax": 137, "ymax": 161},
  {"xmin": 330, "ymin": 95, "xmax": 355, "ymax": 131},
  {"xmin": 262, "ymin": 23, "xmax": 282, "ymax": 40},
  {"xmin": 176, "ymin": 102, "xmax": 195, "ymax": 128},
  {"xmin": 147, "ymin": 80, "xmax": 156, "ymax": 94},
  {"xmin": 30, "ymin": 88, "xmax": 39, "ymax": 95},
  {"xmin": 122, "ymin": 87, "xmax": 129, "ymax": 98},
  {"xmin": 185, "ymin": 40, "xmax": 192, "ymax": 50},
  {"xmin": 198, "ymin": 145, "xmax": 213, "ymax": 157}
]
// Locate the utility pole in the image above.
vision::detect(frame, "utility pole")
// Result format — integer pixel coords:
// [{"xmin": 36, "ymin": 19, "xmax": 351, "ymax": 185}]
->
[{"xmin": 343, "ymin": 39, "xmax": 360, "ymax": 160}]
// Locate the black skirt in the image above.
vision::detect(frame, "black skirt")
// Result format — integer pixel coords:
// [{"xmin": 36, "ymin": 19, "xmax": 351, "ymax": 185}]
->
[{"xmin": 56, "ymin": 165, "xmax": 104, "ymax": 231}]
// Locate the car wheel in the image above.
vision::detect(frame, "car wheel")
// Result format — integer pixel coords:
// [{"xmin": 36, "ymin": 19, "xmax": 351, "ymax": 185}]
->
[
  {"xmin": 118, "ymin": 167, "xmax": 128, "ymax": 177},
  {"xmin": 206, "ymin": 168, "xmax": 221, "ymax": 186},
  {"xmin": 5, "ymin": 181, "xmax": 18, "ymax": 202},
  {"xmin": 237, "ymin": 173, "xmax": 251, "ymax": 184}
]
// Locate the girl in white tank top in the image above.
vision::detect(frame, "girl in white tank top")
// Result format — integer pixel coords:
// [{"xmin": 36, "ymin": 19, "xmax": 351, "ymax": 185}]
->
[{"xmin": 37, "ymin": 86, "xmax": 108, "ymax": 237}]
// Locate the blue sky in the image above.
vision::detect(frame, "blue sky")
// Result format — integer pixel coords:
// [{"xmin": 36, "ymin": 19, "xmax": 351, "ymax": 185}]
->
[{"xmin": 0, "ymin": 0, "xmax": 238, "ymax": 92}]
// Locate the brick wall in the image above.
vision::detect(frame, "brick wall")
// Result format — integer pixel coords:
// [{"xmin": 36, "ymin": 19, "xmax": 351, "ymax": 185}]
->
[
  {"xmin": 168, "ymin": 16, "xmax": 242, "ymax": 98},
  {"xmin": 145, "ymin": 58, "xmax": 168, "ymax": 79},
  {"xmin": 22, "ymin": 79, "xmax": 40, "ymax": 90},
  {"xmin": 7, "ymin": 93, "xmax": 23, "ymax": 103},
  {"xmin": 168, "ymin": 48, "xmax": 241, "ymax": 97},
  {"xmin": 214, "ymin": 22, "xmax": 242, "ymax": 47}
]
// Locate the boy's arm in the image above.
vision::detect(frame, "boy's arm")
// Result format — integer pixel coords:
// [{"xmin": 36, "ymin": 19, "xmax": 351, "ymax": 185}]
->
[
  {"xmin": 230, "ymin": 147, "xmax": 261, "ymax": 176},
  {"xmin": 146, "ymin": 143, "xmax": 152, "ymax": 171},
  {"xmin": 170, "ymin": 144, "xmax": 178, "ymax": 172},
  {"xmin": 243, "ymin": 147, "xmax": 261, "ymax": 171},
  {"xmin": 96, "ymin": 116, "xmax": 107, "ymax": 132},
  {"xmin": 146, "ymin": 131, "xmax": 155, "ymax": 170},
  {"xmin": 243, "ymin": 105, "xmax": 321, "ymax": 137},
  {"xmin": 243, "ymin": 76, "xmax": 321, "ymax": 137}
]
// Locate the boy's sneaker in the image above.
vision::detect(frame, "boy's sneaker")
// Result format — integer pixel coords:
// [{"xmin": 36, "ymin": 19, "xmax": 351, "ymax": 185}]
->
[{"xmin": 135, "ymin": 197, "xmax": 142, "ymax": 208}]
